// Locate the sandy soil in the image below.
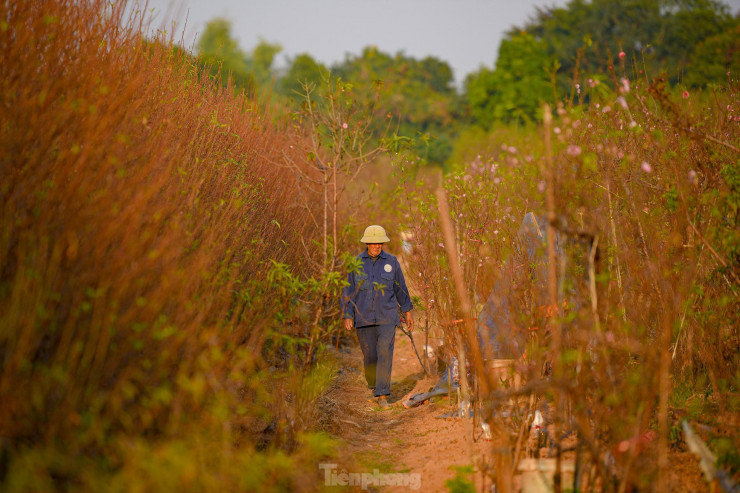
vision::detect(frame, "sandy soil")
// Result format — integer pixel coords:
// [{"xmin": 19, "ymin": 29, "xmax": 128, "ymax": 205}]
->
[{"xmin": 326, "ymin": 330, "xmax": 492, "ymax": 492}]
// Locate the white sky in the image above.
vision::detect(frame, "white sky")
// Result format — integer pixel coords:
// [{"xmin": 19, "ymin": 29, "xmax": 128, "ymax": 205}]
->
[{"xmin": 135, "ymin": 0, "xmax": 740, "ymax": 86}]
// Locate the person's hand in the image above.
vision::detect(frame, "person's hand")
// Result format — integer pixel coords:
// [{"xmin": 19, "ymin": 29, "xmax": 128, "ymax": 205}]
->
[
  {"xmin": 344, "ymin": 318, "xmax": 354, "ymax": 331},
  {"xmin": 404, "ymin": 311, "xmax": 414, "ymax": 333}
]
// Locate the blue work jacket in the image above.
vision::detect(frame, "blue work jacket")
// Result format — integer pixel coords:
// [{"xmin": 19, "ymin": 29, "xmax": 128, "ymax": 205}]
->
[{"xmin": 341, "ymin": 249, "xmax": 413, "ymax": 328}]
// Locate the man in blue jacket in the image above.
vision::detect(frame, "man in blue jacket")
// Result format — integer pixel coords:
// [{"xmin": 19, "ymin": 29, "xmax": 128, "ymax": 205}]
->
[{"xmin": 341, "ymin": 225, "xmax": 414, "ymax": 409}]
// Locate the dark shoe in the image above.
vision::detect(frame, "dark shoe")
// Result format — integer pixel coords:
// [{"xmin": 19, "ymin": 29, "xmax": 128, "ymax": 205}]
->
[{"xmin": 377, "ymin": 396, "xmax": 390, "ymax": 409}]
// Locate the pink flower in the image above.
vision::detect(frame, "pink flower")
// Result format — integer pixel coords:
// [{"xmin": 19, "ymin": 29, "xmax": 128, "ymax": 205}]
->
[
  {"xmin": 641, "ymin": 161, "xmax": 652, "ymax": 173},
  {"xmin": 567, "ymin": 145, "xmax": 582, "ymax": 157},
  {"xmin": 619, "ymin": 51, "xmax": 626, "ymax": 58},
  {"xmin": 342, "ymin": 122, "xmax": 348, "ymax": 129},
  {"xmin": 682, "ymin": 91, "xmax": 690, "ymax": 99}
]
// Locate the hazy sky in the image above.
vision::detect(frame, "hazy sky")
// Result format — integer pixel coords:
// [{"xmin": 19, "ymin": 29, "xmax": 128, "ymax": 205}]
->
[{"xmin": 136, "ymin": 0, "xmax": 740, "ymax": 85}]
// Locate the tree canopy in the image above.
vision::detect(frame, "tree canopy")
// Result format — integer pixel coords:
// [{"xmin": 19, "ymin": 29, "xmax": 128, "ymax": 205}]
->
[
  {"xmin": 195, "ymin": 1, "xmax": 739, "ymax": 165},
  {"xmin": 197, "ymin": 18, "xmax": 281, "ymax": 93}
]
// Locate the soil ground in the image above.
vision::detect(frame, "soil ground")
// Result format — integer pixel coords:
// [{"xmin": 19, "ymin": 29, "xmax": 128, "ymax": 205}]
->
[{"xmin": 324, "ymin": 330, "xmax": 493, "ymax": 492}]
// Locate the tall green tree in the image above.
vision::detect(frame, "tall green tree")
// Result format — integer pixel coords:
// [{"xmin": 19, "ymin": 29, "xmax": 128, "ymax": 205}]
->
[
  {"xmin": 331, "ymin": 47, "xmax": 461, "ymax": 164},
  {"xmin": 279, "ymin": 53, "xmax": 329, "ymax": 98},
  {"xmin": 515, "ymin": 0, "xmax": 737, "ymax": 87},
  {"xmin": 464, "ymin": 32, "xmax": 555, "ymax": 127},
  {"xmin": 251, "ymin": 38, "xmax": 283, "ymax": 87},
  {"xmin": 685, "ymin": 22, "xmax": 740, "ymax": 87},
  {"xmin": 197, "ymin": 18, "xmax": 253, "ymax": 90},
  {"xmin": 197, "ymin": 19, "xmax": 282, "ymax": 92}
]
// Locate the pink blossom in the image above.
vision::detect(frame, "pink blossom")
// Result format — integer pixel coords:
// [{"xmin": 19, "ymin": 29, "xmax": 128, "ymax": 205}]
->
[
  {"xmin": 537, "ymin": 180, "xmax": 546, "ymax": 193},
  {"xmin": 567, "ymin": 145, "xmax": 582, "ymax": 157},
  {"xmin": 619, "ymin": 51, "xmax": 626, "ymax": 58},
  {"xmin": 641, "ymin": 161, "xmax": 652, "ymax": 173},
  {"xmin": 553, "ymin": 127, "xmax": 561, "ymax": 134},
  {"xmin": 688, "ymin": 170, "xmax": 698, "ymax": 185},
  {"xmin": 620, "ymin": 78, "xmax": 630, "ymax": 93},
  {"xmin": 342, "ymin": 122, "xmax": 348, "ymax": 129},
  {"xmin": 682, "ymin": 91, "xmax": 690, "ymax": 99}
]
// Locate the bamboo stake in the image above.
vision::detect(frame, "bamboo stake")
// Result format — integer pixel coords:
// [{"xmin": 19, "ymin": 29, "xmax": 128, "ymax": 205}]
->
[
  {"xmin": 542, "ymin": 104, "xmax": 563, "ymax": 493},
  {"xmin": 436, "ymin": 187, "xmax": 512, "ymax": 493}
]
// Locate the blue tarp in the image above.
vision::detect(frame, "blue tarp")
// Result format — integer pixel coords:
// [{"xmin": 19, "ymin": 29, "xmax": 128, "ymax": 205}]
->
[{"xmin": 477, "ymin": 212, "xmax": 561, "ymax": 359}]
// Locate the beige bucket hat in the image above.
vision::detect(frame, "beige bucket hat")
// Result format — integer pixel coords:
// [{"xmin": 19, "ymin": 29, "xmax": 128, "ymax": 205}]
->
[{"xmin": 360, "ymin": 225, "xmax": 390, "ymax": 243}]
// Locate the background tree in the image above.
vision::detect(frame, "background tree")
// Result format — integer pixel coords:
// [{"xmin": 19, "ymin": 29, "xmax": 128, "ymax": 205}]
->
[
  {"xmin": 331, "ymin": 47, "xmax": 461, "ymax": 164},
  {"xmin": 685, "ymin": 22, "xmax": 740, "ymax": 86},
  {"xmin": 251, "ymin": 38, "xmax": 283, "ymax": 88},
  {"xmin": 464, "ymin": 32, "xmax": 555, "ymax": 127},
  {"xmin": 515, "ymin": 0, "xmax": 737, "ymax": 88},
  {"xmin": 196, "ymin": 18, "xmax": 254, "ymax": 90},
  {"xmin": 197, "ymin": 19, "xmax": 282, "ymax": 93},
  {"xmin": 279, "ymin": 53, "xmax": 330, "ymax": 99}
]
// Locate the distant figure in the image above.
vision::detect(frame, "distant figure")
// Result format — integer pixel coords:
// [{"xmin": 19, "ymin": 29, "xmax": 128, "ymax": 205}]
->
[
  {"xmin": 341, "ymin": 225, "xmax": 414, "ymax": 409},
  {"xmin": 400, "ymin": 230, "xmax": 414, "ymax": 255}
]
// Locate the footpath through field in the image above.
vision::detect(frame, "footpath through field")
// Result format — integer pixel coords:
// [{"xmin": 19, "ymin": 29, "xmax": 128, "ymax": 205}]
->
[{"xmin": 326, "ymin": 325, "xmax": 490, "ymax": 492}]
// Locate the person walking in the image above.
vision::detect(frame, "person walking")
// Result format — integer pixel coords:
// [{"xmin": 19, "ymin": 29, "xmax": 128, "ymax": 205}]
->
[{"xmin": 341, "ymin": 225, "xmax": 414, "ymax": 409}]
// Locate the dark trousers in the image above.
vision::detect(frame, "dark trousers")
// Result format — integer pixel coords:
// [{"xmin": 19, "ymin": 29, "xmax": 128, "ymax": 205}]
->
[{"xmin": 356, "ymin": 324, "xmax": 396, "ymax": 397}]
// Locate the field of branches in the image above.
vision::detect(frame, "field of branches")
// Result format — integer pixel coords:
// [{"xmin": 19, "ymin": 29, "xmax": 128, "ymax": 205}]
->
[
  {"xmin": 394, "ymin": 68, "xmax": 740, "ymax": 490},
  {"xmin": 0, "ymin": 1, "xmax": 349, "ymax": 490},
  {"xmin": 1, "ymin": 1, "xmax": 738, "ymax": 492}
]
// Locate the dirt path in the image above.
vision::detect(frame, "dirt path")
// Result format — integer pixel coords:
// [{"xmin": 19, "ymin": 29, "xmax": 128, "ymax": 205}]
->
[{"xmin": 324, "ymin": 330, "xmax": 491, "ymax": 492}]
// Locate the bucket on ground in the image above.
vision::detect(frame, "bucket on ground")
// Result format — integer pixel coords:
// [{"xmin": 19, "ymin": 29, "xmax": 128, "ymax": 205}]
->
[{"xmin": 518, "ymin": 458, "xmax": 575, "ymax": 493}]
